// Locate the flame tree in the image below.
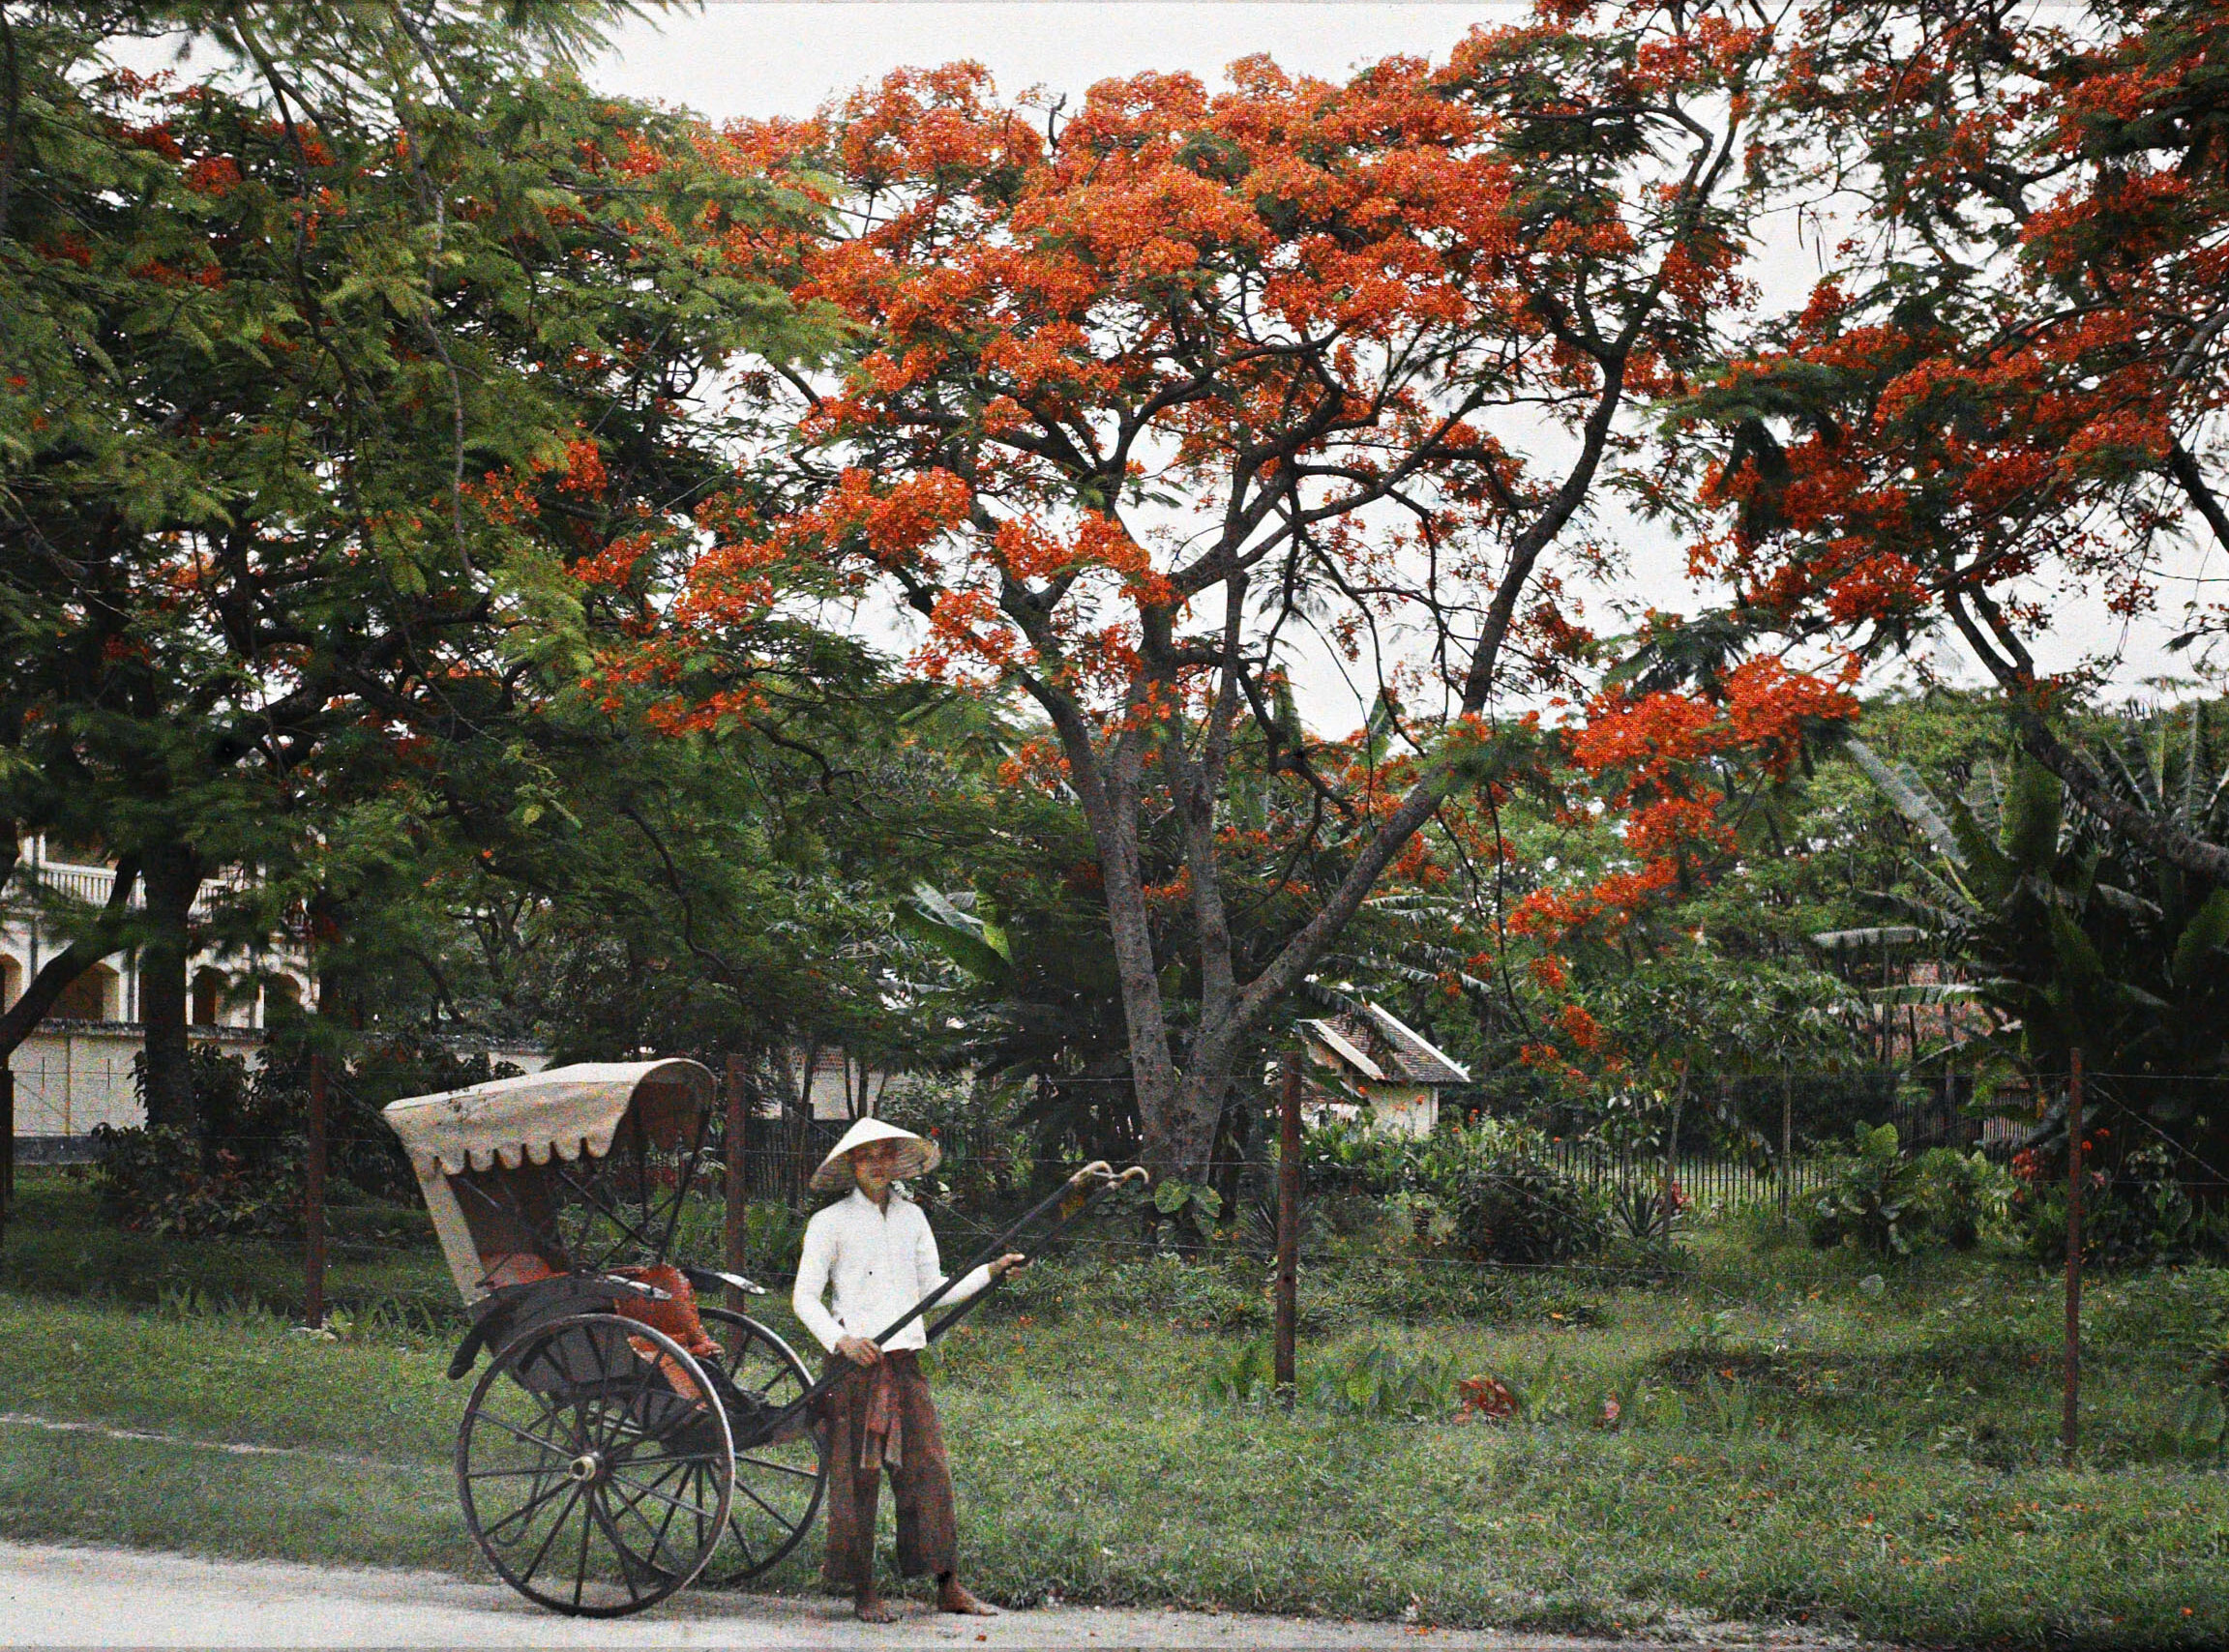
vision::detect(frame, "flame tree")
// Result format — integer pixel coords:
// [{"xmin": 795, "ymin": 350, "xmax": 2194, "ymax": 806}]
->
[
  {"xmin": 1666, "ymin": 0, "xmax": 2229, "ymax": 883},
  {"xmin": 671, "ymin": 5, "xmax": 1795, "ymax": 1192}
]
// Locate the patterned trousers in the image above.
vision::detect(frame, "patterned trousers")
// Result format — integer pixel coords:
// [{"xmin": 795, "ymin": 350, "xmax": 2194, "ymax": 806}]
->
[{"xmin": 815, "ymin": 1350, "xmax": 958, "ymax": 1593}]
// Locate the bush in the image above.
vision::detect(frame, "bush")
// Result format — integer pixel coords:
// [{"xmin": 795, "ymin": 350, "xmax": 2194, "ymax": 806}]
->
[
  {"xmin": 1911, "ymin": 1145, "xmax": 2008, "ymax": 1251},
  {"xmin": 1300, "ymin": 1113, "xmax": 1411, "ymax": 1197},
  {"xmin": 90, "ymin": 1036, "xmax": 527, "ymax": 1237},
  {"xmin": 1808, "ymin": 1126, "xmax": 2011, "ymax": 1255},
  {"xmin": 89, "ymin": 1124, "xmax": 305, "ymax": 1238},
  {"xmin": 1403, "ymin": 1118, "xmax": 1606, "ymax": 1265},
  {"xmin": 1808, "ymin": 1123, "xmax": 1918, "ymax": 1254},
  {"xmin": 1296, "ymin": 1114, "xmax": 1605, "ymax": 1265},
  {"xmin": 2010, "ymin": 1141, "xmax": 2229, "ymax": 1268}
]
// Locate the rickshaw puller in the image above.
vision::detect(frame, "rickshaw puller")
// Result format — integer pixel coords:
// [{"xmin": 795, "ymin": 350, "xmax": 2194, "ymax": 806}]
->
[{"xmin": 792, "ymin": 1118, "xmax": 1025, "ymax": 1623}]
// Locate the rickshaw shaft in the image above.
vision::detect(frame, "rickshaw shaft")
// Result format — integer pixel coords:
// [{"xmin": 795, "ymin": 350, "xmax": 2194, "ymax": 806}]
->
[{"xmin": 744, "ymin": 1164, "xmax": 1143, "ymax": 1443}]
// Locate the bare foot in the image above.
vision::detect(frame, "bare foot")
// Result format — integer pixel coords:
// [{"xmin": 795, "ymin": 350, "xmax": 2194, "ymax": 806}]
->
[
  {"xmin": 938, "ymin": 1578, "xmax": 998, "ymax": 1616},
  {"xmin": 854, "ymin": 1595, "xmax": 903, "ymax": 1623}
]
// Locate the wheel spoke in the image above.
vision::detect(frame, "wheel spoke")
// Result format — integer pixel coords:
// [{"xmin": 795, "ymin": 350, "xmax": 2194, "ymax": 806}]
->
[
  {"xmin": 478, "ymin": 1473, "xmax": 573, "ymax": 1541},
  {"xmin": 603, "ymin": 1458, "xmax": 688, "ymax": 1546},
  {"xmin": 571, "ymin": 1475, "xmax": 594, "ymax": 1609},
  {"xmin": 729, "ymin": 1474, "xmax": 799, "ymax": 1535},
  {"xmin": 721, "ymin": 1496, "xmax": 760, "ymax": 1569},
  {"xmin": 735, "ymin": 1452, "xmax": 819, "ymax": 1481},
  {"xmin": 475, "ymin": 1411, "xmax": 574, "ymax": 1460},
  {"xmin": 605, "ymin": 1468, "xmax": 727, "ymax": 1519},
  {"xmin": 643, "ymin": 1463, "xmax": 692, "ymax": 1574},
  {"xmin": 516, "ymin": 1483, "xmax": 584, "ymax": 1588},
  {"xmin": 583, "ymin": 1492, "xmax": 647, "ymax": 1603},
  {"xmin": 598, "ymin": 1365, "xmax": 657, "ymax": 1453}
]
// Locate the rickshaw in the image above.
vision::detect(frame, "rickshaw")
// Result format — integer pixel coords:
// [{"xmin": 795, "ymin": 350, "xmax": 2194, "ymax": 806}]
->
[
  {"xmin": 384, "ymin": 1059, "xmax": 825, "ymax": 1617},
  {"xmin": 386, "ymin": 1057, "xmax": 1145, "ymax": 1619}
]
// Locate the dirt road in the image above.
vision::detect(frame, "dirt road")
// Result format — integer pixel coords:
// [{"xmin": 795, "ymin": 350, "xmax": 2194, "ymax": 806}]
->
[{"xmin": 0, "ymin": 1542, "xmax": 1861, "ymax": 1649}]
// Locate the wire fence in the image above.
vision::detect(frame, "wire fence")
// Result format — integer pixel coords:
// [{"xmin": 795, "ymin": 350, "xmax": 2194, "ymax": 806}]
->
[
  {"xmin": 9, "ymin": 1056, "xmax": 2229, "ymax": 1498},
  {"xmin": 14, "ymin": 1061, "xmax": 2229, "ymax": 1290},
  {"xmin": 5, "ymin": 1053, "xmax": 127, "ymax": 1149}
]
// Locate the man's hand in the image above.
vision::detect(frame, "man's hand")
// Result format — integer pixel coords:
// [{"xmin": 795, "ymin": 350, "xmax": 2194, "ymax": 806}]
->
[
  {"xmin": 835, "ymin": 1335, "xmax": 880, "ymax": 1367},
  {"xmin": 989, "ymin": 1253, "xmax": 1027, "ymax": 1280}
]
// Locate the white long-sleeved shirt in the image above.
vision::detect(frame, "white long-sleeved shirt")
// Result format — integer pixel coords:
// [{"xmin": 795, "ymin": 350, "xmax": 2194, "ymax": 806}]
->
[{"xmin": 790, "ymin": 1187, "xmax": 993, "ymax": 1355}]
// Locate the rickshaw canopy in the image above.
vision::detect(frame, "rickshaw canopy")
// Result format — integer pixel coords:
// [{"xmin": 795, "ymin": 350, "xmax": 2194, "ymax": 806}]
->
[{"xmin": 383, "ymin": 1059, "xmax": 716, "ymax": 1176}]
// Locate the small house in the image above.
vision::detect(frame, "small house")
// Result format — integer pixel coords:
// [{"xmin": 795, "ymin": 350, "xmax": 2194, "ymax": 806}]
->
[{"xmin": 1295, "ymin": 1003, "xmax": 1470, "ymax": 1137}]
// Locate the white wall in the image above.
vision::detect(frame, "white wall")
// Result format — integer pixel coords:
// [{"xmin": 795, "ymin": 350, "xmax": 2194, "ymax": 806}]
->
[
  {"xmin": 6, "ymin": 1023, "xmax": 550, "ymax": 1140},
  {"xmin": 5, "ymin": 1023, "xmax": 261, "ymax": 1136}
]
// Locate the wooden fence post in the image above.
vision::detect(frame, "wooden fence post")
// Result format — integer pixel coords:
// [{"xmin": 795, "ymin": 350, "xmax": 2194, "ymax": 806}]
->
[
  {"xmin": 1274, "ymin": 1049, "xmax": 1302, "ymax": 1406},
  {"xmin": 1779, "ymin": 1066, "xmax": 1795, "ymax": 1221},
  {"xmin": 2063, "ymin": 1049, "xmax": 2084, "ymax": 1465},
  {"xmin": 305, "ymin": 1051, "xmax": 328, "ymax": 1331},
  {"xmin": 725, "ymin": 1055, "xmax": 751, "ymax": 1316},
  {"xmin": 0, "ymin": 1065, "xmax": 14, "ymax": 1244}
]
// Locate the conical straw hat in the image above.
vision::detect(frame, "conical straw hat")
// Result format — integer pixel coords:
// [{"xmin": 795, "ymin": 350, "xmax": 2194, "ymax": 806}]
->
[{"xmin": 809, "ymin": 1116, "xmax": 941, "ymax": 1193}]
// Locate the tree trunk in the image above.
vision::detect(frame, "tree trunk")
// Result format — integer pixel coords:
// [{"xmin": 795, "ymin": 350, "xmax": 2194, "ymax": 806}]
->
[{"xmin": 138, "ymin": 842, "xmax": 203, "ymax": 1134}]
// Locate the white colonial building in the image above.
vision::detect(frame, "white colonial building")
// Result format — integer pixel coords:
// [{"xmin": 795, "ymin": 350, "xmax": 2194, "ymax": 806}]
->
[{"xmin": 3, "ymin": 836, "xmax": 314, "ymax": 1144}]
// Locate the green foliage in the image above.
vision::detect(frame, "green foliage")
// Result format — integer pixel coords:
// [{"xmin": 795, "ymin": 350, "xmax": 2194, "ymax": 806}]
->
[
  {"xmin": 743, "ymin": 1201, "xmax": 808, "ymax": 1284},
  {"xmin": 1151, "ymin": 1178, "xmax": 1225, "ymax": 1239},
  {"xmin": 87, "ymin": 1125, "xmax": 304, "ymax": 1239},
  {"xmin": 1395, "ymin": 1118, "xmax": 1606, "ymax": 1265},
  {"xmin": 92, "ymin": 1046, "xmax": 309, "ymax": 1236},
  {"xmin": 2167, "ymin": 1383, "xmax": 2228, "ymax": 1461},
  {"xmin": 1807, "ymin": 1124, "xmax": 1918, "ymax": 1254},
  {"xmin": 1200, "ymin": 1338, "xmax": 1279, "ymax": 1408},
  {"xmin": 2011, "ymin": 1142, "xmax": 2229, "ymax": 1269},
  {"xmin": 1910, "ymin": 1145, "xmax": 2009, "ymax": 1253},
  {"xmin": 1606, "ymin": 1178, "xmax": 1686, "ymax": 1244},
  {"xmin": 1310, "ymin": 1341, "xmax": 1459, "ymax": 1419},
  {"xmin": 1809, "ymin": 1126, "xmax": 2008, "ymax": 1256},
  {"xmin": 1201, "ymin": 1337, "xmax": 1456, "ymax": 1419},
  {"xmin": 1298, "ymin": 1111, "xmax": 1412, "ymax": 1195},
  {"xmin": 1297, "ymin": 1114, "xmax": 1609, "ymax": 1264},
  {"xmin": 0, "ymin": 0, "xmax": 858, "ymax": 1106},
  {"xmin": 1853, "ymin": 704, "xmax": 2229, "ymax": 1078}
]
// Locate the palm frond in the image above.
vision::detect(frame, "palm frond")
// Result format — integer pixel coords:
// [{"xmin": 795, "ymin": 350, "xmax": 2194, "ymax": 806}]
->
[{"xmin": 1846, "ymin": 737, "xmax": 1965, "ymax": 867}]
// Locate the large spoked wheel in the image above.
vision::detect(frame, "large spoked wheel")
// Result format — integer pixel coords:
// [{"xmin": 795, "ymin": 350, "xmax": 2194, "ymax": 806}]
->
[
  {"xmin": 458, "ymin": 1312, "xmax": 734, "ymax": 1617},
  {"xmin": 695, "ymin": 1305, "xmax": 827, "ymax": 1586}
]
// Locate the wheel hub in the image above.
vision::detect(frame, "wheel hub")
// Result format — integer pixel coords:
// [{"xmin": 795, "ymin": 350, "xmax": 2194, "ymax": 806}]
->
[{"xmin": 566, "ymin": 1452, "xmax": 605, "ymax": 1485}]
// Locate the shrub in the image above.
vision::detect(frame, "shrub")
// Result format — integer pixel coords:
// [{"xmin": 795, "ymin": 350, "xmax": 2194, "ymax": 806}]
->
[
  {"xmin": 89, "ymin": 1124, "xmax": 305, "ymax": 1238},
  {"xmin": 1809, "ymin": 1126, "xmax": 2013, "ymax": 1254},
  {"xmin": 2010, "ymin": 1141, "xmax": 2229, "ymax": 1268},
  {"xmin": 1808, "ymin": 1123, "xmax": 1925, "ymax": 1254},
  {"xmin": 1300, "ymin": 1114, "xmax": 1605, "ymax": 1264},
  {"xmin": 1607, "ymin": 1177, "xmax": 1687, "ymax": 1244},
  {"xmin": 1300, "ymin": 1113, "xmax": 1410, "ymax": 1197},
  {"xmin": 1404, "ymin": 1118, "xmax": 1605, "ymax": 1265},
  {"xmin": 1911, "ymin": 1146, "xmax": 2009, "ymax": 1251},
  {"xmin": 90, "ymin": 1036, "xmax": 527, "ymax": 1236}
]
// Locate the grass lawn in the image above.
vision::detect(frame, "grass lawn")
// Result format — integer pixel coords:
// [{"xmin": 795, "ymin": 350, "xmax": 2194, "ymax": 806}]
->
[{"xmin": 5, "ymin": 1167, "xmax": 2229, "ymax": 1646}]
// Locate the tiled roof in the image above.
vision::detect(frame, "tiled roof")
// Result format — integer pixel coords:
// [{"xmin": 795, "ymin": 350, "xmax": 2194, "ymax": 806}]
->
[{"xmin": 1301, "ymin": 1002, "xmax": 1470, "ymax": 1087}]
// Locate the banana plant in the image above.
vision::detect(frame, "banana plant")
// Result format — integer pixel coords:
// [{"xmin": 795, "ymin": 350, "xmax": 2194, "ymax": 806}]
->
[{"xmin": 1848, "ymin": 708, "xmax": 2229, "ymax": 1085}]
